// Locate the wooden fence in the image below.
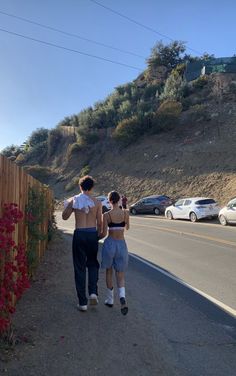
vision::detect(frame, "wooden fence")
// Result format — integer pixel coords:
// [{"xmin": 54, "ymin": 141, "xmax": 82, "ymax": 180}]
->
[{"xmin": 0, "ymin": 154, "xmax": 54, "ymax": 265}]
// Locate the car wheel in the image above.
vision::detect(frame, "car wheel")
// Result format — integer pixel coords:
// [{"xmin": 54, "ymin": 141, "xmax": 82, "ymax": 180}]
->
[
  {"xmin": 154, "ymin": 207, "xmax": 160, "ymax": 216},
  {"xmin": 130, "ymin": 208, "xmax": 137, "ymax": 215},
  {"xmin": 190, "ymin": 212, "xmax": 198, "ymax": 222},
  {"xmin": 219, "ymin": 214, "xmax": 228, "ymax": 226},
  {"xmin": 166, "ymin": 210, "xmax": 173, "ymax": 220}
]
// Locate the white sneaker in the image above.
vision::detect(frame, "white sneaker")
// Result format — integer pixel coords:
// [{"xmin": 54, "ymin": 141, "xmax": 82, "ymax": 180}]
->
[
  {"xmin": 89, "ymin": 294, "xmax": 98, "ymax": 305},
  {"xmin": 77, "ymin": 304, "xmax": 87, "ymax": 312}
]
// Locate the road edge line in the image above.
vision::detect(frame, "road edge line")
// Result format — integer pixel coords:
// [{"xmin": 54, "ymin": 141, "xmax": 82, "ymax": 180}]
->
[{"xmin": 130, "ymin": 253, "xmax": 236, "ymax": 319}]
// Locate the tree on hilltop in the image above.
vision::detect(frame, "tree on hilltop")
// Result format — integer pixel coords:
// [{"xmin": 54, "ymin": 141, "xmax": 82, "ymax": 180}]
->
[{"xmin": 147, "ymin": 40, "xmax": 186, "ymax": 72}]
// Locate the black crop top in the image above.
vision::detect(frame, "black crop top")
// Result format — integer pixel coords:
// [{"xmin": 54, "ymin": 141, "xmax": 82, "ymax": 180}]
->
[{"xmin": 107, "ymin": 212, "xmax": 126, "ymax": 228}]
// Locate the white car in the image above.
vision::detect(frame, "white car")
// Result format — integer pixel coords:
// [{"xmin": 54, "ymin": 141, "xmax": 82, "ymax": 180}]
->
[
  {"xmin": 165, "ymin": 197, "xmax": 220, "ymax": 222},
  {"xmin": 96, "ymin": 195, "xmax": 111, "ymax": 213},
  {"xmin": 219, "ymin": 198, "xmax": 236, "ymax": 226}
]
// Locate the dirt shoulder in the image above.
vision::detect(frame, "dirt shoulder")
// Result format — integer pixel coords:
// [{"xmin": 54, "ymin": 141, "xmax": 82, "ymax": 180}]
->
[{"xmin": 0, "ymin": 232, "xmax": 172, "ymax": 376}]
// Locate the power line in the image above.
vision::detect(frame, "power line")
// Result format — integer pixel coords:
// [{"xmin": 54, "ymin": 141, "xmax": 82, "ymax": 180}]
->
[
  {"xmin": 0, "ymin": 9, "xmax": 145, "ymax": 59},
  {"xmin": 0, "ymin": 27, "xmax": 143, "ymax": 70},
  {"xmin": 89, "ymin": 0, "xmax": 203, "ymax": 56}
]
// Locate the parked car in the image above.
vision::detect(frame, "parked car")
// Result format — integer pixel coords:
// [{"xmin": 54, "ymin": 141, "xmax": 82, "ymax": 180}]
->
[
  {"xmin": 165, "ymin": 197, "xmax": 220, "ymax": 222},
  {"xmin": 219, "ymin": 197, "xmax": 236, "ymax": 226},
  {"xmin": 96, "ymin": 195, "xmax": 111, "ymax": 213},
  {"xmin": 129, "ymin": 195, "xmax": 173, "ymax": 216}
]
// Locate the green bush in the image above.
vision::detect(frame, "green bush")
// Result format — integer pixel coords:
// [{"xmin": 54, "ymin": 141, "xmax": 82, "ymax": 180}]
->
[
  {"xmin": 80, "ymin": 165, "xmax": 90, "ymax": 177},
  {"xmin": 26, "ymin": 165, "xmax": 52, "ymax": 182},
  {"xmin": 152, "ymin": 100, "xmax": 182, "ymax": 133},
  {"xmin": 113, "ymin": 116, "xmax": 145, "ymax": 146},
  {"xmin": 192, "ymin": 75, "xmax": 208, "ymax": 89},
  {"xmin": 48, "ymin": 129, "xmax": 63, "ymax": 156}
]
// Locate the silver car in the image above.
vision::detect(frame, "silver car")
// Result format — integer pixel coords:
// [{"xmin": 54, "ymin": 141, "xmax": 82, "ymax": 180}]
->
[{"xmin": 219, "ymin": 198, "xmax": 236, "ymax": 226}]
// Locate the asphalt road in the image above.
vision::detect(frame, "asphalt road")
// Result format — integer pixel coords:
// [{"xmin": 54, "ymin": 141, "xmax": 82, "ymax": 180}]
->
[
  {"xmin": 57, "ymin": 212, "xmax": 236, "ymax": 314},
  {"xmin": 126, "ymin": 215, "xmax": 236, "ymax": 313}
]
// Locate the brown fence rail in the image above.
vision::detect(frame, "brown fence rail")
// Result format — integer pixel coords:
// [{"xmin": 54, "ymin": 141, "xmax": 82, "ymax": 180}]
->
[{"xmin": 0, "ymin": 154, "xmax": 53, "ymax": 269}]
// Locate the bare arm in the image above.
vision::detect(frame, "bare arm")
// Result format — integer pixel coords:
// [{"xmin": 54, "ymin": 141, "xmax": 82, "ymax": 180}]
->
[
  {"xmin": 125, "ymin": 210, "xmax": 130, "ymax": 230},
  {"xmin": 99, "ymin": 212, "xmax": 108, "ymax": 239},
  {"xmin": 62, "ymin": 200, "xmax": 73, "ymax": 220},
  {"xmin": 96, "ymin": 202, "xmax": 103, "ymax": 237}
]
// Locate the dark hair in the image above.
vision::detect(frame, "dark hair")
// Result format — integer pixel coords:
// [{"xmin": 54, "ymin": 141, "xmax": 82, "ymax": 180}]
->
[
  {"xmin": 79, "ymin": 175, "xmax": 95, "ymax": 191},
  {"xmin": 108, "ymin": 191, "xmax": 120, "ymax": 204}
]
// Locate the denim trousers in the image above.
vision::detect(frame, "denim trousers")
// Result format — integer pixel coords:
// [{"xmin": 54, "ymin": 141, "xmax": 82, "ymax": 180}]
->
[{"xmin": 72, "ymin": 229, "xmax": 99, "ymax": 305}]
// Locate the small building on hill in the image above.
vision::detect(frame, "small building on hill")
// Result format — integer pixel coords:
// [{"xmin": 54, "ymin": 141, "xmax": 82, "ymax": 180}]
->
[{"xmin": 185, "ymin": 57, "xmax": 236, "ymax": 81}]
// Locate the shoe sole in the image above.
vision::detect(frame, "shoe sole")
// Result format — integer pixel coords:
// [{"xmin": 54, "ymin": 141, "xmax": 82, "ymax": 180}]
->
[
  {"xmin": 89, "ymin": 298, "xmax": 98, "ymax": 305},
  {"xmin": 104, "ymin": 302, "xmax": 113, "ymax": 308}
]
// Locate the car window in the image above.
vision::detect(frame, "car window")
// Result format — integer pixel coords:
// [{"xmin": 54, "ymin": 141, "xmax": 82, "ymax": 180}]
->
[
  {"xmin": 195, "ymin": 199, "xmax": 216, "ymax": 205},
  {"xmin": 184, "ymin": 200, "xmax": 191, "ymax": 206},
  {"xmin": 175, "ymin": 199, "xmax": 184, "ymax": 206},
  {"xmin": 144, "ymin": 198, "xmax": 154, "ymax": 204},
  {"xmin": 227, "ymin": 198, "xmax": 236, "ymax": 207}
]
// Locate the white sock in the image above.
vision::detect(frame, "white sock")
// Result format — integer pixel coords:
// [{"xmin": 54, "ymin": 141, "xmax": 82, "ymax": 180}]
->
[
  {"xmin": 118, "ymin": 287, "xmax": 125, "ymax": 299},
  {"xmin": 105, "ymin": 288, "xmax": 114, "ymax": 304}
]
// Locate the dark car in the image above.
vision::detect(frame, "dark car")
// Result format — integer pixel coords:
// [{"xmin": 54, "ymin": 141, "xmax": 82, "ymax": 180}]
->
[{"xmin": 129, "ymin": 195, "xmax": 173, "ymax": 216}]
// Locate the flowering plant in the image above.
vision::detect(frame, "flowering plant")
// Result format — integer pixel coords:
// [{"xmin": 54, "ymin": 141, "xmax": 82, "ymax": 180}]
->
[{"xmin": 0, "ymin": 203, "xmax": 29, "ymax": 334}]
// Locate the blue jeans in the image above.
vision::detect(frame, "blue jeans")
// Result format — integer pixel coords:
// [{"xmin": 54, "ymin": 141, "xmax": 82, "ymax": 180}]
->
[{"xmin": 72, "ymin": 229, "xmax": 99, "ymax": 305}]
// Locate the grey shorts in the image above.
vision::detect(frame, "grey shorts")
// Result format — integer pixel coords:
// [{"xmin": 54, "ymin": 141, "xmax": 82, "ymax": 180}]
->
[{"xmin": 101, "ymin": 237, "xmax": 128, "ymax": 272}]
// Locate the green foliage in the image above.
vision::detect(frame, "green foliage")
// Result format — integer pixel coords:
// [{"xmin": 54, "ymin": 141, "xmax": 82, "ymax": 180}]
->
[
  {"xmin": 160, "ymin": 71, "xmax": 187, "ymax": 101},
  {"xmin": 80, "ymin": 165, "xmax": 90, "ymax": 177},
  {"xmin": 28, "ymin": 128, "xmax": 49, "ymax": 147},
  {"xmin": 192, "ymin": 75, "xmax": 208, "ymax": 89},
  {"xmin": 48, "ymin": 128, "xmax": 63, "ymax": 156},
  {"xmin": 76, "ymin": 128, "xmax": 100, "ymax": 145},
  {"xmin": 24, "ymin": 141, "xmax": 48, "ymax": 162},
  {"xmin": 152, "ymin": 100, "xmax": 182, "ymax": 132},
  {"xmin": 25, "ymin": 186, "xmax": 48, "ymax": 275},
  {"xmin": 113, "ymin": 115, "xmax": 148, "ymax": 146},
  {"xmin": 66, "ymin": 142, "xmax": 83, "ymax": 159},
  {"xmin": 1, "ymin": 144, "xmax": 22, "ymax": 158},
  {"xmin": 26, "ymin": 165, "xmax": 52, "ymax": 183},
  {"xmin": 147, "ymin": 41, "xmax": 186, "ymax": 72}
]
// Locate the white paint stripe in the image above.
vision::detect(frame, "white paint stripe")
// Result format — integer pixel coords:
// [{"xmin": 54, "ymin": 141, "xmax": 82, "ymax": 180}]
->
[{"xmin": 130, "ymin": 253, "xmax": 236, "ymax": 318}]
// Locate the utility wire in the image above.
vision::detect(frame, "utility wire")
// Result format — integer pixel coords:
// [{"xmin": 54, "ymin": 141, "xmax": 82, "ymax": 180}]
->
[
  {"xmin": 89, "ymin": 0, "xmax": 203, "ymax": 55},
  {"xmin": 0, "ymin": 27, "xmax": 142, "ymax": 70},
  {"xmin": 0, "ymin": 9, "xmax": 145, "ymax": 59}
]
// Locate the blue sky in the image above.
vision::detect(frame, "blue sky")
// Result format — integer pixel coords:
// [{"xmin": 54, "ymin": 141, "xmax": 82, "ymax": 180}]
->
[{"xmin": 0, "ymin": 0, "xmax": 235, "ymax": 151}]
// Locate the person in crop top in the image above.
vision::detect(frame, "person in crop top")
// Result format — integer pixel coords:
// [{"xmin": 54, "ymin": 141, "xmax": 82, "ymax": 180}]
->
[{"xmin": 100, "ymin": 191, "xmax": 129, "ymax": 315}]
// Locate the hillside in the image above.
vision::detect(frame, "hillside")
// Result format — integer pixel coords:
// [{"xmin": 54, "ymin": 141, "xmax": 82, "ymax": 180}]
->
[
  {"xmin": 21, "ymin": 73, "xmax": 236, "ymax": 205},
  {"xmin": 2, "ymin": 42, "xmax": 236, "ymax": 206}
]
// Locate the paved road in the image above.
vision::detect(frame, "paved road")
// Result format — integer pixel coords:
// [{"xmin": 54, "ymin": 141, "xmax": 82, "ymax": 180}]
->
[
  {"xmin": 57, "ymin": 212, "xmax": 236, "ymax": 313},
  {"xmin": 126, "ymin": 215, "xmax": 236, "ymax": 313}
]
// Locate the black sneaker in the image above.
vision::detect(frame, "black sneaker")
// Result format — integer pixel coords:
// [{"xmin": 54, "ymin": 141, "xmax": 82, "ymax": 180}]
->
[{"xmin": 120, "ymin": 297, "xmax": 128, "ymax": 315}]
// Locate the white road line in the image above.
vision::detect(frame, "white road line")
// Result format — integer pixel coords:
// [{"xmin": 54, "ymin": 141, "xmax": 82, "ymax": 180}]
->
[{"xmin": 130, "ymin": 253, "xmax": 236, "ymax": 319}]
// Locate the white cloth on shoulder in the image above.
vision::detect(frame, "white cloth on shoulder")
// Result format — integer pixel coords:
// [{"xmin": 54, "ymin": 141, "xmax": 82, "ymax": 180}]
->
[{"xmin": 72, "ymin": 193, "xmax": 95, "ymax": 214}]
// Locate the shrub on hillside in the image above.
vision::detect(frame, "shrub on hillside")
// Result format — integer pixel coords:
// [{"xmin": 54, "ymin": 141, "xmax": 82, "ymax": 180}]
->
[
  {"xmin": 65, "ymin": 165, "xmax": 90, "ymax": 192},
  {"xmin": 26, "ymin": 165, "xmax": 52, "ymax": 182},
  {"xmin": 151, "ymin": 100, "xmax": 182, "ymax": 133},
  {"xmin": 66, "ymin": 142, "xmax": 83, "ymax": 160},
  {"xmin": 22, "ymin": 141, "xmax": 48, "ymax": 163},
  {"xmin": 113, "ymin": 116, "xmax": 145, "ymax": 146},
  {"xmin": 160, "ymin": 71, "xmax": 188, "ymax": 101},
  {"xmin": 48, "ymin": 128, "xmax": 63, "ymax": 156},
  {"xmin": 76, "ymin": 128, "xmax": 99, "ymax": 145},
  {"xmin": 192, "ymin": 75, "xmax": 208, "ymax": 89},
  {"xmin": 28, "ymin": 128, "xmax": 49, "ymax": 147}
]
